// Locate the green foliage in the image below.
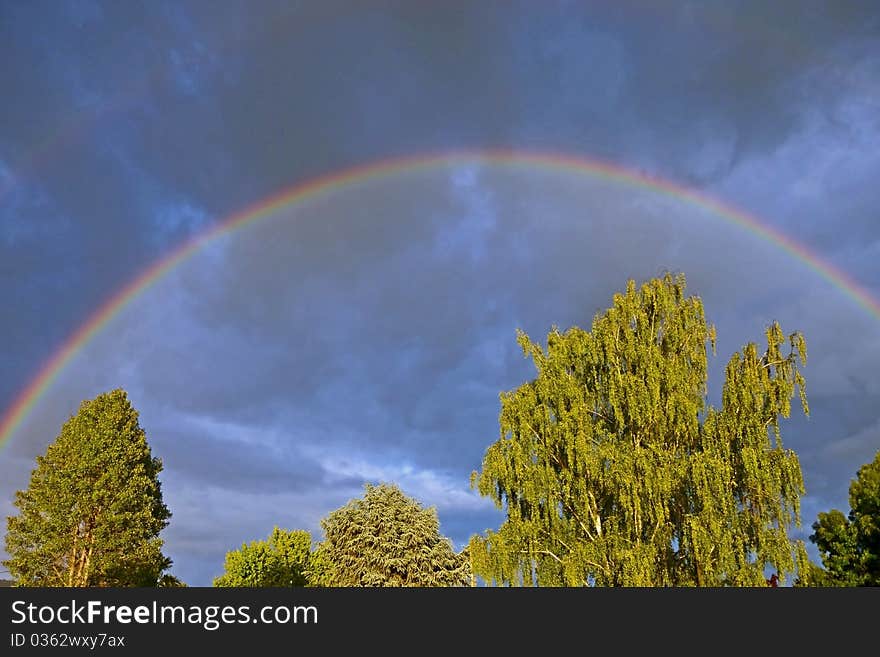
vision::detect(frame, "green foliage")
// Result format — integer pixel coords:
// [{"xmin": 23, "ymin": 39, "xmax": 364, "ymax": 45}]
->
[
  {"xmin": 4, "ymin": 389, "xmax": 172, "ymax": 586},
  {"xmin": 793, "ymin": 559, "xmax": 834, "ymax": 587},
  {"xmin": 213, "ymin": 527, "xmax": 313, "ymax": 587},
  {"xmin": 809, "ymin": 449, "xmax": 880, "ymax": 586},
  {"xmin": 318, "ymin": 483, "xmax": 471, "ymax": 586},
  {"xmin": 469, "ymin": 273, "xmax": 811, "ymax": 586},
  {"xmin": 158, "ymin": 574, "xmax": 187, "ymax": 587},
  {"xmin": 303, "ymin": 540, "xmax": 335, "ymax": 588}
]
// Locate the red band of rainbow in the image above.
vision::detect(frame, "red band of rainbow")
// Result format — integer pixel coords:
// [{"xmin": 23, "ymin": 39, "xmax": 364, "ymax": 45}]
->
[{"xmin": 2, "ymin": 149, "xmax": 878, "ymax": 449}]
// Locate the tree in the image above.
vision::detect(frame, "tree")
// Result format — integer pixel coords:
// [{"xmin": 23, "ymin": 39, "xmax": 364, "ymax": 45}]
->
[
  {"xmin": 213, "ymin": 527, "xmax": 313, "ymax": 587},
  {"xmin": 158, "ymin": 574, "xmax": 188, "ymax": 587},
  {"xmin": 469, "ymin": 273, "xmax": 812, "ymax": 586},
  {"xmin": 793, "ymin": 559, "xmax": 835, "ymax": 587},
  {"xmin": 4, "ymin": 389, "xmax": 172, "ymax": 586},
  {"xmin": 318, "ymin": 483, "xmax": 471, "ymax": 586},
  {"xmin": 303, "ymin": 540, "xmax": 335, "ymax": 588},
  {"xmin": 809, "ymin": 449, "xmax": 880, "ymax": 586}
]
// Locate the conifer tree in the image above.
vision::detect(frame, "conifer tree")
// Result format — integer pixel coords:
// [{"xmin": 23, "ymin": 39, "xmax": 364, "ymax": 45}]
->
[
  {"xmin": 4, "ymin": 389, "xmax": 172, "ymax": 586},
  {"xmin": 319, "ymin": 483, "xmax": 470, "ymax": 586}
]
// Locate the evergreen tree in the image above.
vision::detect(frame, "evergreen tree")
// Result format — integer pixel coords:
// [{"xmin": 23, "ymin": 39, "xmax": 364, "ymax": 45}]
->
[
  {"xmin": 469, "ymin": 273, "xmax": 811, "ymax": 586},
  {"xmin": 4, "ymin": 389, "xmax": 172, "ymax": 586},
  {"xmin": 158, "ymin": 574, "xmax": 187, "ymax": 587},
  {"xmin": 319, "ymin": 483, "xmax": 470, "ymax": 586}
]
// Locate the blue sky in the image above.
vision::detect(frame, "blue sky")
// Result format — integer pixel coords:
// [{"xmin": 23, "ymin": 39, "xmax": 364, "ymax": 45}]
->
[{"xmin": 1, "ymin": 0, "xmax": 879, "ymax": 585}]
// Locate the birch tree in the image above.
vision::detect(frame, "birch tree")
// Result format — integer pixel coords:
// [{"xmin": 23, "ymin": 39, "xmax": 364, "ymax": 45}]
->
[{"xmin": 469, "ymin": 273, "xmax": 811, "ymax": 586}]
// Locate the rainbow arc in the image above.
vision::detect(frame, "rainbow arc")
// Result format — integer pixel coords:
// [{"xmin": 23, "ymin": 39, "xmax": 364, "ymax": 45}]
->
[{"xmin": 1, "ymin": 150, "xmax": 878, "ymax": 449}]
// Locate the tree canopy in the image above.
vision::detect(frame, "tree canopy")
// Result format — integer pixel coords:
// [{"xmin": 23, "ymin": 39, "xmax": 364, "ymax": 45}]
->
[
  {"xmin": 809, "ymin": 449, "xmax": 880, "ymax": 586},
  {"xmin": 213, "ymin": 527, "xmax": 313, "ymax": 587},
  {"xmin": 468, "ymin": 273, "xmax": 811, "ymax": 586},
  {"xmin": 4, "ymin": 389, "xmax": 172, "ymax": 586},
  {"xmin": 318, "ymin": 483, "xmax": 471, "ymax": 586}
]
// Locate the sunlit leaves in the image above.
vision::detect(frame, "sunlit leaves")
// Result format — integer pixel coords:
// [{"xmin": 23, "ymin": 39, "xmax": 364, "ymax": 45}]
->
[
  {"xmin": 318, "ymin": 483, "xmax": 471, "ymax": 587},
  {"xmin": 213, "ymin": 527, "xmax": 313, "ymax": 587},
  {"xmin": 3, "ymin": 389, "xmax": 172, "ymax": 586},
  {"xmin": 809, "ymin": 450, "xmax": 880, "ymax": 586},
  {"xmin": 469, "ymin": 273, "xmax": 810, "ymax": 586}
]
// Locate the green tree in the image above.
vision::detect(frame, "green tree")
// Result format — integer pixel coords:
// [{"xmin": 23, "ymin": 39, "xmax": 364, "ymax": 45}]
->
[
  {"xmin": 318, "ymin": 483, "xmax": 470, "ymax": 586},
  {"xmin": 213, "ymin": 527, "xmax": 313, "ymax": 587},
  {"xmin": 469, "ymin": 273, "xmax": 811, "ymax": 586},
  {"xmin": 4, "ymin": 389, "xmax": 172, "ymax": 586},
  {"xmin": 809, "ymin": 449, "xmax": 880, "ymax": 586},
  {"xmin": 303, "ymin": 540, "xmax": 334, "ymax": 588},
  {"xmin": 158, "ymin": 574, "xmax": 188, "ymax": 587}
]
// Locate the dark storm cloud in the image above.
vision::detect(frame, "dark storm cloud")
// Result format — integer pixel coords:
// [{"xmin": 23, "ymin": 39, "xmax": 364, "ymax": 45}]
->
[
  {"xmin": 25, "ymin": 166, "xmax": 850, "ymax": 468},
  {"xmin": 485, "ymin": 1, "xmax": 878, "ymax": 179},
  {"xmin": 2, "ymin": 0, "xmax": 879, "ymax": 583},
  {"xmin": 153, "ymin": 422, "xmax": 336, "ymax": 496},
  {"xmin": 20, "ymin": 162, "xmax": 876, "ymax": 586}
]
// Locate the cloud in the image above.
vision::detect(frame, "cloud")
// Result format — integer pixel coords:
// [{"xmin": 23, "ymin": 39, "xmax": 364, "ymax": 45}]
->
[
  {"xmin": 151, "ymin": 201, "xmax": 208, "ymax": 246},
  {"xmin": 821, "ymin": 419, "xmax": 880, "ymax": 462},
  {"xmin": 7, "ymin": 162, "xmax": 878, "ymax": 582},
  {"xmin": 2, "ymin": 0, "xmax": 880, "ymax": 583}
]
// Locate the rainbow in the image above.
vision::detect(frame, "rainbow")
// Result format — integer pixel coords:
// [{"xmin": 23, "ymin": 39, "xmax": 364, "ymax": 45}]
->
[{"xmin": 2, "ymin": 149, "xmax": 879, "ymax": 449}]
